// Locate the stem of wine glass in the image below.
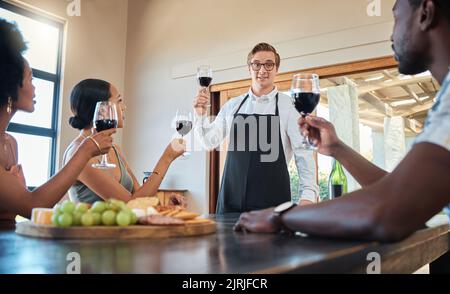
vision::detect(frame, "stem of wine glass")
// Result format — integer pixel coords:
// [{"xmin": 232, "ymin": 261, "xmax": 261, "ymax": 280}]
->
[
  {"xmin": 180, "ymin": 135, "xmax": 189, "ymax": 158},
  {"xmin": 101, "ymin": 154, "xmax": 108, "ymax": 165},
  {"xmin": 301, "ymin": 117, "xmax": 309, "ymax": 147},
  {"xmin": 300, "ymin": 112, "xmax": 312, "ymax": 149}
]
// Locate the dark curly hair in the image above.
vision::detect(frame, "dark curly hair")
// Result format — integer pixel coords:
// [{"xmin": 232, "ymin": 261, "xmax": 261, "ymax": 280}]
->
[
  {"xmin": 69, "ymin": 79, "xmax": 111, "ymax": 130},
  {"xmin": 0, "ymin": 18, "xmax": 28, "ymax": 108}
]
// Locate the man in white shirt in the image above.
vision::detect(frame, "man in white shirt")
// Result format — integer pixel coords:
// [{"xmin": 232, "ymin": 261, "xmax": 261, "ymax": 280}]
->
[
  {"xmin": 193, "ymin": 43, "xmax": 318, "ymax": 214},
  {"xmin": 234, "ymin": 0, "xmax": 450, "ymax": 242}
]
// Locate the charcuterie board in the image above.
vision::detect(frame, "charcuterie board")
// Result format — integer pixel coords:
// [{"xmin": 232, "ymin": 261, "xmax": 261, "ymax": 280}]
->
[{"xmin": 16, "ymin": 221, "xmax": 216, "ymax": 239}]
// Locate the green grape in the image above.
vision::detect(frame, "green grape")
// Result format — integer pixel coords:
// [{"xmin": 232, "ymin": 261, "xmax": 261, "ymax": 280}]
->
[
  {"xmin": 58, "ymin": 213, "xmax": 73, "ymax": 228},
  {"xmin": 116, "ymin": 211, "xmax": 131, "ymax": 227},
  {"xmin": 121, "ymin": 207, "xmax": 132, "ymax": 214},
  {"xmin": 102, "ymin": 210, "xmax": 117, "ymax": 226},
  {"xmin": 130, "ymin": 211, "xmax": 138, "ymax": 225},
  {"xmin": 53, "ymin": 204, "xmax": 62, "ymax": 215},
  {"xmin": 106, "ymin": 202, "xmax": 120, "ymax": 212},
  {"xmin": 51, "ymin": 213, "xmax": 60, "ymax": 226},
  {"xmin": 73, "ymin": 211, "xmax": 83, "ymax": 226},
  {"xmin": 108, "ymin": 199, "xmax": 127, "ymax": 211},
  {"xmin": 92, "ymin": 201, "xmax": 107, "ymax": 213},
  {"xmin": 81, "ymin": 213, "xmax": 94, "ymax": 226},
  {"xmin": 61, "ymin": 201, "xmax": 75, "ymax": 214},
  {"xmin": 110, "ymin": 199, "xmax": 125, "ymax": 206},
  {"xmin": 75, "ymin": 203, "xmax": 89, "ymax": 213},
  {"xmin": 92, "ymin": 212, "xmax": 102, "ymax": 225}
]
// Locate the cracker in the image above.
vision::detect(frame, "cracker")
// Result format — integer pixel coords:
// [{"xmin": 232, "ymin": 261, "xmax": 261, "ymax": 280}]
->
[
  {"xmin": 185, "ymin": 219, "xmax": 214, "ymax": 225},
  {"xmin": 174, "ymin": 211, "xmax": 200, "ymax": 220},
  {"xmin": 166, "ymin": 208, "xmax": 181, "ymax": 217}
]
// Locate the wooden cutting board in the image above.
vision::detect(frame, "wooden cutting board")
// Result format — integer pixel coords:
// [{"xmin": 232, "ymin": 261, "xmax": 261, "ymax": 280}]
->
[{"xmin": 15, "ymin": 221, "xmax": 217, "ymax": 239}]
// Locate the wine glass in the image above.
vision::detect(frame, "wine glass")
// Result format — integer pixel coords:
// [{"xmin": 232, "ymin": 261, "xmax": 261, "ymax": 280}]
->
[
  {"xmin": 174, "ymin": 109, "xmax": 193, "ymax": 160},
  {"xmin": 197, "ymin": 65, "xmax": 213, "ymax": 107},
  {"xmin": 290, "ymin": 73, "xmax": 321, "ymax": 150},
  {"xmin": 92, "ymin": 101, "xmax": 118, "ymax": 169}
]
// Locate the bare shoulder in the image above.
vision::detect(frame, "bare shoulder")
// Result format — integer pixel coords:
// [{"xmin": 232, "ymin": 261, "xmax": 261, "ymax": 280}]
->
[
  {"xmin": 112, "ymin": 144, "xmax": 130, "ymax": 165},
  {"xmin": 5, "ymin": 133, "xmax": 18, "ymax": 162},
  {"xmin": 6, "ymin": 133, "xmax": 18, "ymax": 149},
  {"xmin": 112, "ymin": 144, "xmax": 126, "ymax": 158},
  {"xmin": 63, "ymin": 138, "xmax": 84, "ymax": 164},
  {"xmin": 113, "ymin": 143, "xmax": 123, "ymax": 153}
]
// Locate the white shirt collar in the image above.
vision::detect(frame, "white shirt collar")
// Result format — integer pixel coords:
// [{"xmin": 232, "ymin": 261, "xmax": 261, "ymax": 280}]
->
[{"xmin": 248, "ymin": 86, "xmax": 278, "ymax": 103}]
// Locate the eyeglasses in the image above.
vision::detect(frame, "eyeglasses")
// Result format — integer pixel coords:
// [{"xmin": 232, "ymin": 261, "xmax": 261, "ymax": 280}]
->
[{"xmin": 249, "ymin": 62, "xmax": 276, "ymax": 71}]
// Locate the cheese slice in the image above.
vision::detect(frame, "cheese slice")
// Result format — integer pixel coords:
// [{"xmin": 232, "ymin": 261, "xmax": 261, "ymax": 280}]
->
[
  {"xmin": 126, "ymin": 197, "xmax": 159, "ymax": 210},
  {"xmin": 131, "ymin": 208, "xmax": 146, "ymax": 218},
  {"xmin": 31, "ymin": 208, "xmax": 53, "ymax": 225}
]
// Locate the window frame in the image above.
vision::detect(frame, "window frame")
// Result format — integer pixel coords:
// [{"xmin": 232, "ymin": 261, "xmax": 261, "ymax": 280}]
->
[{"xmin": 0, "ymin": 0, "xmax": 64, "ymax": 184}]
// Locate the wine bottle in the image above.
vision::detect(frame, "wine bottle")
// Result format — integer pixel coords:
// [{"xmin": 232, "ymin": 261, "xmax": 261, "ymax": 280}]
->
[{"xmin": 328, "ymin": 160, "xmax": 348, "ymax": 199}]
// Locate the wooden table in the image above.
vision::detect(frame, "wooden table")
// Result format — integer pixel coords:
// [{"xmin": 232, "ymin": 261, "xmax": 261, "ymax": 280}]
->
[{"xmin": 0, "ymin": 214, "xmax": 448, "ymax": 274}]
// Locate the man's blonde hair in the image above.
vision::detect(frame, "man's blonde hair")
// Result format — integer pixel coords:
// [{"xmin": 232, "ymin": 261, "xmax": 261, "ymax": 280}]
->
[{"xmin": 247, "ymin": 43, "xmax": 281, "ymax": 68}]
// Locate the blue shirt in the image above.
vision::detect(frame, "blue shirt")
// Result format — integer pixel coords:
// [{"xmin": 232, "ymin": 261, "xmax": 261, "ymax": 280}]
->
[{"xmin": 414, "ymin": 69, "xmax": 450, "ymax": 221}]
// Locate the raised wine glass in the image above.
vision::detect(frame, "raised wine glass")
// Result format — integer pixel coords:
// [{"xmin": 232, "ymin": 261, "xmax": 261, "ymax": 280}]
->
[
  {"xmin": 92, "ymin": 101, "xmax": 118, "ymax": 169},
  {"xmin": 197, "ymin": 65, "xmax": 213, "ymax": 107},
  {"xmin": 174, "ymin": 109, "xmax": 193, "ymax": 159},
  {"xmin": 290, "ymin": 73, "xmax": 321, "ymax": 150}
]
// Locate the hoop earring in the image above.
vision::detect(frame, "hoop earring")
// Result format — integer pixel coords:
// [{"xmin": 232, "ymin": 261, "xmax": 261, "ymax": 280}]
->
[{"xmin": 6, "ymin": 97, "xmax": 13, "ymax": 114}]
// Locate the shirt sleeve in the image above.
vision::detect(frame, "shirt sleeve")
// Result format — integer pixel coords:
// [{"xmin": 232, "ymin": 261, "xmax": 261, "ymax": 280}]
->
[
  {"xmin": 414, "ymin": 85, "xmax": 450, "ymax": 152},
  {"xmin": 286, "ymin": 106, "xmax": 319, "ymax": 203},
  {"xmin": 193, "ymin": 99, "xmax": 233, "ymax": 151}
]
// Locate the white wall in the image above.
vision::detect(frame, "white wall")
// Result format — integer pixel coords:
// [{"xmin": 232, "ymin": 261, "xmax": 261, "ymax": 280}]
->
[
  {"xmin": 123, "ymin": 0, "xmax": 397, "ymax": 213},
  {"xmin": 12, "ymin": 0, "xmax": 128, "ymax": 167}
]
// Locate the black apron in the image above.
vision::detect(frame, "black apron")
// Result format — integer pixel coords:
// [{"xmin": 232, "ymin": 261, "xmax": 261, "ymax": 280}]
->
[{"xmin": 216, "ymin": 93, "xmax": 291, "ymax": 214}]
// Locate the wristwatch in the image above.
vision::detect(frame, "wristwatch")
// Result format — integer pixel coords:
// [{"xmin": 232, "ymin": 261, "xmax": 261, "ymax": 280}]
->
[{"xmin": 272, "ymin": 201, "xmax": 297, "ymax": 234}]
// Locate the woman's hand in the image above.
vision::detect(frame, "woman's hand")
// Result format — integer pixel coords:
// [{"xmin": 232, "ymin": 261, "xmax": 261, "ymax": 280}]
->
[
  {"xmin": 164, "ymin": 138, "xmax": 186, "ymax": 161},
  {"xmin": 233, "ymin": 208, "xmax": 280, "ymax": 234},
  {"xmin": 298, "ymin": 115, "xmax": 343, "ymax": 157},
  {"xmin": 81, "ymin": 129, "xmax": 116, "ymax": 157},
  {"xmin": 193, "ymin": 88, "xmax": 210, "ymax": 116}
]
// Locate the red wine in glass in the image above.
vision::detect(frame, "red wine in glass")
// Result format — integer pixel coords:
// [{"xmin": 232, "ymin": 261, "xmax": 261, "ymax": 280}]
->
[
  {"xmin": 174, "ymin": 109, "xmax": 193, "ymax": 160},
  {"xmin": 176, "ymin": 120, "xmax": 193, "ymax": 136},
  {"xmin": 292, "ymin": 92, "xmax": 320, "ymax": 116},
  {"xmin": 290, "ymin": 73, "xmax": 321, "ymax": 150},
  {"xmin": 197, "ymin": 65, "xmax": 213, "ymax": 108},
  {"xmin": 198, "ymin": 77, "xmax": 212, "ymax": 88},
  {"xmin": 92, "ymin": 101, "xmax": 118, "ymax": 169},
  {"xmin": 95, "ymin": 119, "xmax": 118, "ymax": 132}
]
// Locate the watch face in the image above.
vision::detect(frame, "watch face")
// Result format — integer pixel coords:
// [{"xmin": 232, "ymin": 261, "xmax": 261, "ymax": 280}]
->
[{"xmin": 274, "ymin": 201, "xmax": 294, "ymax": 213}]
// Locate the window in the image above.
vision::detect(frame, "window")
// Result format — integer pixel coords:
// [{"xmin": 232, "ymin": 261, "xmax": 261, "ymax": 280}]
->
[{"xmin": 0, "ymin": 1, "xmax": 63, "ymax": 188}]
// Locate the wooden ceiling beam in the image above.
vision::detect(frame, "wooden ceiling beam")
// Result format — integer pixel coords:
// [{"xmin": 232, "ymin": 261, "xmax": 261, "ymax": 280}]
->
[
  {"xmin": 418, "ymin": 82, "xmax": 432, "ymax": 95},
  {"xmin": 404, "ymin": 118, "xmax": 423, "ymax": 134},
  {"xmin": 401, "ymin": 85, "xmax": 423, "ymax": 105},
  {"xmin": 358, "ymin": 75, "xmax": 433, "ymax": 94},
  {"xmin": 360, "ymin": 92, "xmax": 393, "ymax": 117},
  {"xmin": 394, "ymin": 100, "xmax": 435, "ymax": 117},
  {"xmin": 382, "ymin": 70, "xmax": 423, "ymax": 104}
]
